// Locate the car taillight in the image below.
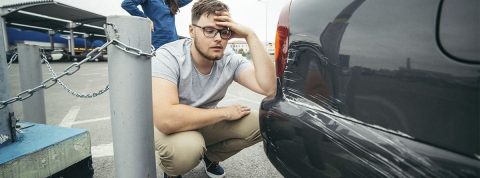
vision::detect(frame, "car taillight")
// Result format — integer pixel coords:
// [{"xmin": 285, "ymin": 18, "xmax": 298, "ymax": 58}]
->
[{"xmin": 274, "ymin": 2, "xmax": 291, "ymax": 77}]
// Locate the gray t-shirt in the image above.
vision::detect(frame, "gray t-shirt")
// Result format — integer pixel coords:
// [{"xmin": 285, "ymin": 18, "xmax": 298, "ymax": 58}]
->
[{"xmin": 152, "ymin": 39, "xmax": 250, "ymax": 108}]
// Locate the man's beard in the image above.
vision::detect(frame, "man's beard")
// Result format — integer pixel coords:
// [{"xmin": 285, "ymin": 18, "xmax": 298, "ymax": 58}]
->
[{"xmin": 193, "ymin": 38, "xmax": 223, "ymax": 61}]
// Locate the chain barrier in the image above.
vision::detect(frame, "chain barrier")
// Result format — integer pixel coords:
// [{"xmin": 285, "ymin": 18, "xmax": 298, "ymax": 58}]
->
[
  {"xmin": 104, "ymin": 22, "xmax": 156, "ymax": 58},
  {"xmin": 41, "ymin": 52, "xmax": 110, "ymax": 99},
  {"xmin": 0, "ymin": 25, "xmax": 156, "ymax": 110},
  {"xmin": 7, "ymin": 52, "xmax": 18, "ymax": 69},
  {"xmin": 111, "ymin": 39, "xmax": 156, "ymax": 58}
]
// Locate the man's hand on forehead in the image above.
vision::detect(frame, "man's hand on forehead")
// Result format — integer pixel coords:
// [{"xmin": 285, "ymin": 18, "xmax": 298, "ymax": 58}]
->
[
  {"xmin": 213, "ymin": 11, "xmax": 232, "ymax": 30},
  {"xmin": 213, "ymin": 10, "xmax": 253, "ymax": 39},
  {"xmin": 213, "ymin": 11, "xmax": 231, "ymax": 23},
  {"xmin": 215, "ymin": 10, "xmax": 229, "ymax": 16}
]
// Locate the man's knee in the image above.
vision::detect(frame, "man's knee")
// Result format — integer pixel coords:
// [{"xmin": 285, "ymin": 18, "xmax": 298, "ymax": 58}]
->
[
  {"xmin": 156, "ymin": 132, "xmax": 206, "ymax": 175},
  {"xmin": 239, "ymin": 111, "xmax": 261, "ymax": 142}
]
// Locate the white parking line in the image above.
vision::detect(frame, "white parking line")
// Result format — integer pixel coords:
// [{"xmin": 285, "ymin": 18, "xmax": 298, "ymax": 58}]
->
[
  {"xmin": 91, "ymin": 142, "xmax": 114, "ymax": 158},
  {"xmin": 59, "ymin": 106, "xmax": 80, "ymax": 128},
  {"xmin": 72, "ymin": 117, "xmax": 110, "ymax": 126}
]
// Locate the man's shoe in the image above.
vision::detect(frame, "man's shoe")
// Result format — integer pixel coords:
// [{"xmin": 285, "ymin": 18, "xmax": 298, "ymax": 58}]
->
[
  {"xmin": 163, "ymin": 172, "xmax": 182, "ymax": 178},
  {"xmin": 203, "ymin": 156, "xmax": 225, "ymax": 178}
]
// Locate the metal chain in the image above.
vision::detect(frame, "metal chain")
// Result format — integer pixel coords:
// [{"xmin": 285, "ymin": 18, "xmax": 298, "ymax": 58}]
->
[
  {"xmin": 1, "ymin": 24, "xmax": 156, "ymax": 110},
  {"xmin": 41, "ymin": 53, "xmax": 110, "ymax": 99},
  {"xmin": 0, "ymin": 41, "xmax": 112, "ymax": 109},
  {"xmin": 104, "ymin": 23, "xmax": 156, "ymax": 58},
  {"xmin": 111, "ymin": 39, "xmax": 156, "ymax": 58},
  {"xmin": 7, "ymin": 52, "xmax": 18, "ymax": 69}
]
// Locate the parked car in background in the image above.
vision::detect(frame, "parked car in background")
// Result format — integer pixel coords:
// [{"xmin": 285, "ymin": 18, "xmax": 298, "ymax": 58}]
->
[
  {"xmin": 49, "ymin": 50, "xmax": 64, "ymax": 61},
  {"xmin": 7, "ymin": 27, "xmax": 107, "ymax": 62},
  {"xmin": 44, "ymin": 49, "xmax": 67, "ymax": 62},
  {"xmin": 260, "ymin": 0, "xmax": 480, "ymax": 177},
  {"xmin": 5, "ymin": 49, "xmax": 17, "ymax": 64}
]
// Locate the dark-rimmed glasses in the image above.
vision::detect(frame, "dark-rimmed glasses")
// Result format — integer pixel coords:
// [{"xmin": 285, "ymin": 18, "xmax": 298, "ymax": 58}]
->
[{"xmin": 192, "ymin": 24, "xmax": 232, "ymax": 39}]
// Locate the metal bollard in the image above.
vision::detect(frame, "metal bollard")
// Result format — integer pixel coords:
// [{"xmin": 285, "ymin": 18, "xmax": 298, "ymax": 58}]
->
[
  {"xmin": 17, "ymin": 43, "xmax": 46, "ymax": 124},
  {"xmin": 106, "ymin": 16, "xmax": 156, "ymax": 178},
  {"xmin": 0, "ymin": 16, "xmax": 13, "ymax": 145}
]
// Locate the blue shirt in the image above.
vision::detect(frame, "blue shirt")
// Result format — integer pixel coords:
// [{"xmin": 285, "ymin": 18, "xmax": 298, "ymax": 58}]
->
[{"xmin": 121, "ymin": 0, "xmax": 192, "ymax": 49}]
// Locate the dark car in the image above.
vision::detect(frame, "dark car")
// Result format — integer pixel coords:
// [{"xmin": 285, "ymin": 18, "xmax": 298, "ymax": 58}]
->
[{"xmin": 259, "ymin": 0, "xmax": 480, "ymax": 177}]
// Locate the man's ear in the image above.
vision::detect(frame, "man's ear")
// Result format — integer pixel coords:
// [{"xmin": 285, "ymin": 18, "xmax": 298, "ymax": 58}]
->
[{"xmin": 189, "ymin": 25, "xmax": 195, "ymax": 38}]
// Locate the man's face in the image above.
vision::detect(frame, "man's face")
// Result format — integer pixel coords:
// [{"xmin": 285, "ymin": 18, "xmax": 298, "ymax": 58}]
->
[{"xmin": 190, "ymin": 13, "xmax": 229, "ymax": 61}]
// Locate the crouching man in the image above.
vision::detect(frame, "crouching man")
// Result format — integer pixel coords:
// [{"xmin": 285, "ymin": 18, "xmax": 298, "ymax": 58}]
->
[{"xmin": 151, "ymin": 0, "xmax": 276, "ymax": 177}]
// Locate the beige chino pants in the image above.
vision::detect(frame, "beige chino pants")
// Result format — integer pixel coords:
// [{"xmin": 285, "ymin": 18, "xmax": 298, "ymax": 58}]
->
[{"xmin": 154, "ymin": 111, "xmax": 262, "ymax": 176}]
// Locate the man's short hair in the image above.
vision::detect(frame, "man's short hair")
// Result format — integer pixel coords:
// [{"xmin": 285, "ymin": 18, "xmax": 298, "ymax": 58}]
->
[{"xmin": 191, "ymin": 0, "xmax": 229, "ymax": 24}]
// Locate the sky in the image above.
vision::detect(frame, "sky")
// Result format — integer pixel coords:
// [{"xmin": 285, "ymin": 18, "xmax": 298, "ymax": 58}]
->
[{"xmin": 57, "ymin": 0, "xmax": 290, "ymax": 43}]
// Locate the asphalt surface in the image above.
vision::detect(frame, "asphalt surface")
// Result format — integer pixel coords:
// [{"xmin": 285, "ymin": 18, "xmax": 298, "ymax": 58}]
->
[{"xmin": 6, "ymin": 62, "xmax": 282, "ymax": 178}]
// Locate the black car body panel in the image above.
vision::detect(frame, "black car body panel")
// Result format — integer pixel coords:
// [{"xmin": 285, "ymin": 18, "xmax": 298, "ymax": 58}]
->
[{"xmin": 260, "ymin": 0, "xmax": 480, "ymax": 177}]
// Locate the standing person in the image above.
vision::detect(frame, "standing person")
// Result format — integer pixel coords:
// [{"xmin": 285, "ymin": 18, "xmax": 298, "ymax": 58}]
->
[
  {"xmin": 121, "ymin": 0, "xmax": 192, "ymax": 49},
  {"xmin": 151, "ymin": 0, "xmax": 276, "ymax": 177}
]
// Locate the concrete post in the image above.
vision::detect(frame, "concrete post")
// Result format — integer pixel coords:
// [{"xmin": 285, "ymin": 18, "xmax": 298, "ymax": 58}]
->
[
  {"xmin": 1, "ymin": 18, "xmax": 8, "ymax": 52},
  {"xmin": 67, "ymin": 22, "xmax": 76, "ymax": 57},
  {"xmin": 0, "ymin": 16, "xmax": 13, "ymax": 146},
  {"xmin": 17, "ymin": 44, "xmax": 46, "ymax": 124},
  {"xmin": 48, "ymin": 30, "xmax": 55, "ymax": 50},
  {"xmin": 106, "ymin": 15, "xmax": 156, "ymax": 178},
  {"xmin": 69, "ymin": 29, "xmax": 75, "ymax": 56}
]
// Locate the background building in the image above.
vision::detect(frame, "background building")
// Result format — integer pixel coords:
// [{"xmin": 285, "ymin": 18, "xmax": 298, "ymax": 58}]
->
[
  {"xmin": 228, "ymin": 39, "xmax": 249, "ymax": 56},
  {"xmin": 228, "ymin": 39, "xmax": 275, "ymax": 59}
]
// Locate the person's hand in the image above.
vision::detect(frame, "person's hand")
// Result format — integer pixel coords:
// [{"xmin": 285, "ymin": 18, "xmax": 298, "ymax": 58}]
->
[
  {"xmin": 213, "ymin": 11, "xmax": 254, "ymax": 39},
  {"xmin": 219, "ymin": 104, "xmax": 251, "ymax": 121}
]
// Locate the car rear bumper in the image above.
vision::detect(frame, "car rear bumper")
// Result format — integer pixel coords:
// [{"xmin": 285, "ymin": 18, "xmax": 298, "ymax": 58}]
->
[{"xmin": 259, "ymin": 94, "xmax": 480, "ymax": 178}]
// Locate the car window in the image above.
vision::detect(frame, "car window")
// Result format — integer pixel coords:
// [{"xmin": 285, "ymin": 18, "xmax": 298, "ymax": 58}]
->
[{"xmin": 438, "ymin": 0, "xmax": 480, "ymax": 63}]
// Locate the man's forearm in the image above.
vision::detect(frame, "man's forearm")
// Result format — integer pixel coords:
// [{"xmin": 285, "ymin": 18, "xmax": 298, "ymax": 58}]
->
[
  {"xmin": 245, "ymin": 33, "xmax": 277, "ymax": 96},
  {"xmin": 154, "ymin": 104, "xmax": 227, "ymax": 134}
]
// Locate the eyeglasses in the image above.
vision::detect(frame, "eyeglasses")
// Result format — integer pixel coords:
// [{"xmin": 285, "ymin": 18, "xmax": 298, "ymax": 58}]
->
[{"xmin": 192, "ymin": 24, "xmax": 232, "ymax": 39}]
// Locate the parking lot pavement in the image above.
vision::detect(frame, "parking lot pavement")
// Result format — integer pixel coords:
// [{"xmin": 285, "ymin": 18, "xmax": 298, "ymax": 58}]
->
[{"xmin": 6, "ymin": 62, "xmax": 282, "ymax": 178}]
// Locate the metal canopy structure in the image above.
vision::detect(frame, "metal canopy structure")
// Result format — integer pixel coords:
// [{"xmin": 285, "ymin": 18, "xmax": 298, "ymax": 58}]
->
[
  {"xmin": 1, "ymin": 0, "xmax": 106, "ymax": 36},
  {"xmin": 0, "ymin": 0, "xmax": 107, "ymax": 147}
]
